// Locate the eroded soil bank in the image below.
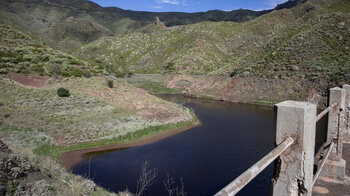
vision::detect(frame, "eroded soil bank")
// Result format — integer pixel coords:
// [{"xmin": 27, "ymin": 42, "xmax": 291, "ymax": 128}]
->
[
  {"xmin": 124, "ymin": 74, "xmax": 328, "ymax": 107},
  {"xmin": 60, "ymin": 123, "xmax": 199, "ymax": 170}
]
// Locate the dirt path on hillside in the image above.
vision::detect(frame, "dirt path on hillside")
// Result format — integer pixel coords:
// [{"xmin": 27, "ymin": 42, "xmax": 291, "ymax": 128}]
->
[
  {"xmin": 60, "ymin": 123, "xmax": 200, "ymax": 170},
  {"xmin": 7, "ymin": 73, "xmax": 49, "ymax": 88}
]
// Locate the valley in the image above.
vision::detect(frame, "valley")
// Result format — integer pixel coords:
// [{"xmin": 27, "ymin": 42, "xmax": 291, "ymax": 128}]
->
[{"xmin": 0, "ymin": 0, "xmax": 349, "ymax": 195}]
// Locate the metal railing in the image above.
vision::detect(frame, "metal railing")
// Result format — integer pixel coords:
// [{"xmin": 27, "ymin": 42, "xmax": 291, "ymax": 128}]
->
[
  {"xmin": 215, "ymin": 84, "xmax": 349, "ymax": 196},
  {"xmin": 311, "ymin": 103, "xmax": 337, "ymax": 186},
  {"xmin": 316, "ymin": 103, "xmax": 336, "ymax": 122},
  {"xmin": 215, "ymin": 137, "xmax": 294, "ymax": 196},
  {"xmin": 312, "ymin": 141, "xmax": 334, "ymax": 186}
]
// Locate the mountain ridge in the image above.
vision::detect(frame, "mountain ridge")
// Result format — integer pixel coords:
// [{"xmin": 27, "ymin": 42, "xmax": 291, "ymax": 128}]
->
[
  {"xmin": 76, "ymin": 0, "xmax": 349, "ymax": 98},
  {"xmin": 0, "ymin": 0, "xmax": 306, "ymax": 51}
]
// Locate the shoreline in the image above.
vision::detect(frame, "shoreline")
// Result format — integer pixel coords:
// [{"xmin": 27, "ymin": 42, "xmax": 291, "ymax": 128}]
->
[
  {"xmin": 59, "ymin": 93, "xmax": 276, "ymax": 171},
  {"xmin": 60, "ymin": 121, "xmax": 200, "ymax": 171}
]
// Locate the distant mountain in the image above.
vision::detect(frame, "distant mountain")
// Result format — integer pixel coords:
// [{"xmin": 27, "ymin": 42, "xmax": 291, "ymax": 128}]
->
[
  {"xmin": 76, "ymin": 0, "xmax": 349, "ymax": 95},
  {"xmin": 0, "ymin": 0, "xmax": 306, "ymax": 51}
]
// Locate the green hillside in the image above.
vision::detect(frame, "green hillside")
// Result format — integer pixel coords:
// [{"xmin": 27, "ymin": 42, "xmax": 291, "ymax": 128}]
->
[
  {"xmin": 0, "ymin": 0, "xmax": 306, "ymax": 51},
  {"xmin": 76, "ymin": 0, "xmax": 349, "ymax": 95},
  {"xmin": 0, "ymin": 21, "xmax": 100, "ymax": 77},
  {"xmin": 41, "ymin": 17, "xmax": 114, "ymax": 52}
]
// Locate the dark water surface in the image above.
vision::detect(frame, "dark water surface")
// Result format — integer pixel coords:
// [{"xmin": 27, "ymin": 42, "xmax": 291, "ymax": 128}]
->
[{"xmin": 72, "ymin": 94, "xmax": 327, "ymax": 196}]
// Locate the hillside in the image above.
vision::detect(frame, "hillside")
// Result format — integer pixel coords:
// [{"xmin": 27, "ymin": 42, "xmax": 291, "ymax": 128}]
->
[
  {"xmin": 41, "ymin": 17, "xmax": 114, "ymax": 52},
  {"xmin": 76, "ymin": 0, "xmax": 349, "ymax": 101},
  {"xmin": 0, "ymin": 0, "xmax": 306, "ymax": 51},
  {"xmin": 0, "ymin": 20, "xmax": 196, "ymax": 195},
  {"xmin": 0, "ymin": 21, "xmax": 100, "ymax": 77}
]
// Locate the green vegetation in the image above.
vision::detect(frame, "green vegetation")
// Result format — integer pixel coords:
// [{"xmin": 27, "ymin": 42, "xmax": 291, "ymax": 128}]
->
[
  {"xmin": 0, "ymin": 124, "xmax": 121, "ymax": 196},
  {"xmin": 0, "ymin": 0, "xmax": 283, "ymax": 51},
  {"xmin": 35, "ymin": 119, "xmax": 197, "ymax": 160},
  {"xmin": 0, "ymin": 22, "xmax": 100, "ymax": 77},
  {"xmin": 57, "ymin": 88, "xmax": 70, "ymax": 97},
  {"xmin": 129, "ymin": 80, "xmax": 181, "ymax": 94},
  {"xmin": 76, "ymin": 0, "xmax": 349, "ymax": 97},
  {"xmin": 107, "ymin": 80, "xmax": 114, "ymax": 88},
  {"xmin": 42, "ymin": 17, "xmax": 114, "ymax": 52}
]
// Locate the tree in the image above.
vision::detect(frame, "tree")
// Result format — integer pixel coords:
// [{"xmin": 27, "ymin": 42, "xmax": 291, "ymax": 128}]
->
[
  {"xmin": 136, "ymin": 161, "xmax": 157, "ymax": 196},
  {"xmin": 164, "ymin": 174, "xmax": 186, "ymax": 196}
]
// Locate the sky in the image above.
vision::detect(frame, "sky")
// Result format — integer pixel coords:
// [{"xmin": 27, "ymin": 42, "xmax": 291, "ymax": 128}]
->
[{"xmin": 88, "ymin": 0, "xmax": 289, "ymax": 13}]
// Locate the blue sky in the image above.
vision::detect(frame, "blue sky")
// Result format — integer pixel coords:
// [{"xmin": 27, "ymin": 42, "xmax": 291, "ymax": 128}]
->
[{"xmin": 89, "ymin": 0, "xmax": 289, "ymax": 12}]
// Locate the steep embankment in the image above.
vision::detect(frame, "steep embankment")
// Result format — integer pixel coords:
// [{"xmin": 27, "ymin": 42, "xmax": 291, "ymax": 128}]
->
[{"xmin": 77, "ymin": 0, "xmax": 349, "ymax": 103}]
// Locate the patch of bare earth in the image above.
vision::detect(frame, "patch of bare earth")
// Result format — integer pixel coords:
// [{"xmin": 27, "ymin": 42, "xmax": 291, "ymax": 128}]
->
[
  {"xmin": 8, "ymin": 73, "xmax": 49, "ymax": 88},
  {"xmin": 165, "ymin": 74, "xmax": 312, "ymax": 103}
]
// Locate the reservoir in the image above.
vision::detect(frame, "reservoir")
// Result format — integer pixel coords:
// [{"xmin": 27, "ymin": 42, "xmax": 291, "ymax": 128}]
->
[{"xmin": 72, "ymin": 94, "xmax": 326, "ymax": 195}]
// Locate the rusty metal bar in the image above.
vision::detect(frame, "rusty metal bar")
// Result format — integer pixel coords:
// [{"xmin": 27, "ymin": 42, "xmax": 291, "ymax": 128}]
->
[
  {"xmin": 215, "ymin": 137, "xmax": 294, "ymax": 196},
  {"xmin": 316, "ymin": 106, "xmax": 331, "ymax": 122},
  {"xmin": 312, "ymin": 141, "xmax": 335, "ymax": 187},
  {"xmin": 316, "ymin": 103, "xmax": 337, "ymax": 122}
]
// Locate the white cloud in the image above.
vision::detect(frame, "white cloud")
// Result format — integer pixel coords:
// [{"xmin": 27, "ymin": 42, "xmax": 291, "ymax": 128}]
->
[
  {"xmin": 157, "ymin": 0, "xmax": 180, "ymax": 5},
  {"xmin": 151, "ymin": 5, "xmax": 163, "ymax": 9},
  {"xmin": 154, "ymin": 0, "xmax": 187, "ymax": 6}
]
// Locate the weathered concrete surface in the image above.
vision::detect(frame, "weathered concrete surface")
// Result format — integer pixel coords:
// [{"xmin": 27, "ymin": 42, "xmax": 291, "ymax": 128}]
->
[
  {"xmin": 321, "ymin": 87, "xmax": 346, "ymax": 180},
  {"xmin": 343, "ymin": 84, "xmax": 350, "ymax": 140},
  {"xmin": 313, "ymin": 142, "xmax": 350, "ymax": 196},
  {"xmin": 272, "ymin": 101, "xmax": 317, "ymax": 196}
]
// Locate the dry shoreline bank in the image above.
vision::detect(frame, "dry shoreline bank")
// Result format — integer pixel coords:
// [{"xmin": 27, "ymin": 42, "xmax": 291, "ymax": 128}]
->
[
  {"xmin": 59, "ymin": 94, "xmax": 276, "ymax": 171},
  {"xmin": 60, "ymin": 122, "xmax": 200, "ymax": 170}
]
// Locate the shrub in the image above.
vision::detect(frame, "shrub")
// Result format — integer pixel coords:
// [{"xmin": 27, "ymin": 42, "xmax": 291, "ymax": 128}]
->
[
  {"xmin": 41, "ymin": 54, "xmax": 51, "ymax": 62},
  {"xmin": 51, "ymin": 64, "xmax": 62, "ymax": 75},
  {"xmin": 107, "ymin": 80, "xmax": 114, "ymax": 88},
  {"xmin": 23, "ymin": 54, "xmax": 33, "ymax": 62},
  {"xmin": 57, "ymin": 88, "xmax": 70, "ymax": 97},
  {"xmin": 115, "ymin": 71, "xmax": 126, "ymax": 78},
  {"xmin": 83, "ymin": 70, "xmax": 91, "ymax": 78},
  {"xmin": 127, "ymin": 71, "xmax": 134, "ymax": 77},
  {"xmin": 69, "ymin": 67, "xmax": 83, "ymax": 77}
]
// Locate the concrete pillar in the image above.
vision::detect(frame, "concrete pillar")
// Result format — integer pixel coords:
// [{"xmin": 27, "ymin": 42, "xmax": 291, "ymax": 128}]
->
[
  {"xmin": 272, "ymin": 101, "xmax": 316, "ymax": 196},
  {"xmin": 343, "ymin": 84, "xmax": 350, "ymax": 139},
  {"xmin": 320, "ymin": 87, "xmax": 346, "ymax": 180}
]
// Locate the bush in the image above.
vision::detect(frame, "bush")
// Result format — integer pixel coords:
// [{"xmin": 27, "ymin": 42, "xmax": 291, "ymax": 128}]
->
[
  {"xmin": 83, "ymin": 70, "xmax": 91, "ymax": 78},
  {"xmin": 107, "ymin": 80, "xmax": 114, "ymax": 88},
  {"xmin": 57, "ymin": 88, "xmax": 70, "ymax": 97},
  {"xmin": 69, "ymin": 67, "xmax": 83, "ymax": 77},
  {"xmin": 51, "ymin": 64, "xmax": 62, "ymax": 75},
  {"xmin": 114, "ymin": 71, "xmax": 126, "ymax": 78}
]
